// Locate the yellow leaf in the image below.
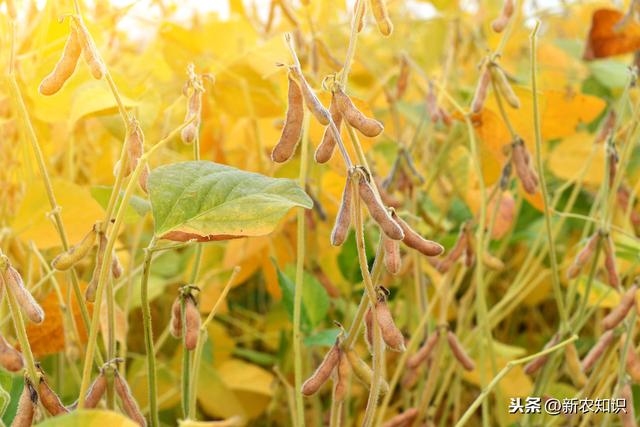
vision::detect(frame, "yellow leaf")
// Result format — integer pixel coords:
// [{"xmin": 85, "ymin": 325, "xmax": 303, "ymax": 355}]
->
[
  {"xmin": 34, "ymin": 409, "xmax": 138, "ymax": 427},
  {"xmin": 11, "ymin": 179, "xmax": 105, "ymax": 249},
  {"xmin": 548, "ymin": 132, "xmax": 604, "ymax": 187},
  {"xmin": 69, "ymin": 81, "xmax": 138, "ymax": 125}
]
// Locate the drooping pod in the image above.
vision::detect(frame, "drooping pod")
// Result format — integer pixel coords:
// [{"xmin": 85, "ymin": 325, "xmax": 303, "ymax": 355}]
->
[
  {"xmin": 383, "ymin": 236, "xmax": 401, "ymax": 275},
  {"xmin": 446, "ymin": 331, "xmax": 475, "ymax": 371},
  {"xmin": 395, "ymin": 54, "xmax": 410, "ymax": 100},
  {"xmin": 602, "ymin": 235, "xmax": 619, "ymax": 289},
  {"xmin": 301, "ymin": 341, "xmax": 341, "ymax": 396},
  {"xmin": 353, "ymin": 0, "xmax": 366, "ymax": 32},
  {"xmin": 1, "ymin": 262, "xmax": 45, "ymax": 324},
  {"xmin": 72, "ymin": 17, "xmax": 105, "ymax": 80},
  {"xmin": 401, "ymin": 367, "xmax": 420, "ymax": 389},
  {"xmin": 619, "ymin": 382, "xmax": 637, "ymax": 427},
  {"xmin": 39, "ymin": 374, "xmax": 69, "ymax": 416},
  {"xmin": 471, "ymin": 66, "xmax": 491, "ymax": 114},
  {"xmin": 581, "ymin": 330, "xmax": 615, "ymax": 373},
  {"xmin": 406, "ymin": 331, "xmax": 439, "ymax": 369},
  {"xmin": 169, "ymin": 296, "xmax": 182, "ymax": 338},
  {"xmin": 523, "ymin": 335, "xmax": 559, "ymax": 375},
  {"xmin": 391, "ymin": 212, "xmax": 443, "ymax": 257},
  {"xmin": 566, "ymin": 233, "xmax": 600, "ymax": 279},
  {"xmin": 331, "ymin": 174, "xmax": 353, "ymax": 246},
  {"xmin": 511, "ymin": 139, "xmax": 538, "ymax": 194},
  {"xmin": 114, "ymin": 370, "xmax": 147, "ymax": 426},
  {"xmin": 603, "ymin": 285, "xmax": 637, "ymax": 330},
  {"xmin": 371, "ymin": 0, "xmax": 393, "ymax": 36},
  {"xmin": 39, "ymin": 26, "xmax": 82, "ymax": 96},
  {"xmin": 381, "ymin": 408, "xmax": 419, "ymax": 427},
  {"xmin": 0, "ymin": 335, "xmax": 23, "ymax": 372},
  {"xmin": 314, "ymin": 93, "xmax": 342, "ymax": 164},
  {"xmin": 490, "ymin": 64, "xmax": 520, "ymax": 109},
  {"xmin": 334, "ymin": 88, "xmax": 384, "ymax": 137},
  {"xmin": 357, "ymin": 175, "xmax": 404, "ymax": 240},
  {"xmin": 364, "ymin": 306, "xmax": 374, "ymax": 350},
  {"xmin": 436, "ymin": 224, "xmax": 468, "ymax": 273},
  {"xmin": 626, "ymin": 343, "xmax": 640, "ymax": 382},
  {"xmin": 85, "ymin": 232, "xmax": 107, "ymax": 303},
  {"xmin": 482, "ymin": 252, "xmax": 504, "ymax": 271},
  {"xmin": 345, "ymin": 349, "xmax": 389, "ymax": 394},
  {"xmin": 375, "ymin": 177, "xmax": 402, "ymax": 208},
  {"xmin": 138, "ymin": 163, "xmax": 150, "ymax": 194},
  {"xmin": 290, "ymin": 67, "xmax": 331, "ymax": 126},
  {"xmin": 12, "ymin": 377, "xmax": 37, "ymax": 427},
  {"xmin": 181, "ymin": 83, "xmax": 203, "ymax": 144},
  {"xmin": 184, "ymin": 295, "xmax": 200, "ymax": 351},
  {"xmin": 375, "ymin": 299, "xmax": 405, "ymax": 352},
  {"xmin": 83, "ymin": 369, "xmax": 107, "ymax": 409},
  {"xmin": 333, "ymin": 351, "xmax": 350, "ymax": 402},
  {"xmin": 564, "ymin": 342, "xmax": 587, "ymax": 387},
  {"xmin": 125, "ymin": 119, "xmax": 145, "ymax": 176},
  {"xmin": 51, "ymin": 223, "xmax": 98, "ymax": 271},
  {"xmin": 111, "ymin": 251, "xmax": 123, "ymax": 279},
  {"xmin": 491, "ymin": 0, "xmax": 514, "ymax": 33}
]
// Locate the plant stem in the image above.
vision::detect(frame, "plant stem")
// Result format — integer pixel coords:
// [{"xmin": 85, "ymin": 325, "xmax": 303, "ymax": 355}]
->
[
  {"xmin": 530, "ymin": 21, "xmax": 568, "ymax": 327},
  {"xmin": 141, "ymin": 238, "xmax": 160, "ymax": 427},
  {"xmin": 292, "ymin": 113, "xmax": 311, "ymax": 427},
  {"xmin": 188, "ymin": 267, "xmax": 239, "ymax": 419},
  {"xmin": 455, "ymin": 335, "xmax": 577, "ymax": 427}
]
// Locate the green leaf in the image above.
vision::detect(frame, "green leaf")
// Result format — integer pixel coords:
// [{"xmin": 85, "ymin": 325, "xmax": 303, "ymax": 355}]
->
[
  {"xmin": 91, "ymin": 186, "xmax": 150, "ymax": 224},
  {"xmin": 149, "ymin": 161, "xmax": 312, "ymax": 241},
  {"xmin": 276, "ymin": 263, "xmax": 329, "ymax": 331},
  {"xmin": 35, "ymin": 410, "xmax": 138, "ymax": 426},
  {"xmin": 303, "ymin": 328, "xmax": 340, "ymax": 347},
  {"xmin": 588, "ymin": 60, "xmax": 629, "ymax": 90},
  {"xmin": 233, "ymin": 348, "xmax": 278, "ymax": 366}
]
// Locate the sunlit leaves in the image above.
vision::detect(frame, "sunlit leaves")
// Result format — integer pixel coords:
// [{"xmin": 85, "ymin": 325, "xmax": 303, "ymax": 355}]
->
[{"xmin": 148, "ymin": 161, "xmax": 312, "ymax": 241}]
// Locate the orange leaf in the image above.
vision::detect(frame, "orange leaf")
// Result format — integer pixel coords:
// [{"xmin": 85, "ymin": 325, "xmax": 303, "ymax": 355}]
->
[{"xmin": 583, "ymin": 9, "xmax": 640, "ymax": 60}]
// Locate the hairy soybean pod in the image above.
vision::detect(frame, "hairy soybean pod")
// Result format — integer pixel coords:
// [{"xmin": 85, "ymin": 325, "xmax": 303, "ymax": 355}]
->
[
  {"xmin": 114, "ymin": 371, "xmax": 147, "ymax": 426},
  {"xmin": 471, "ymin": 67, "xmax": 491, "ymax": 114},
  {"xmin": 376, "ymin": 300, "xmax": 405, "ymax": 352},
  {"xmin": 603, "ymin": 285, "xmax": 637, "ymax": 330},
  {"xmin": 447, "ymin": 331, "xmax": 475, "ymax": 371},
  {"xmin": 39, "ymin": 27, "xmax": 81, "ymax": 96},
  {"xmin": 395, "ymin": 55, "xmax": 410, "ymax": 100},
  {"xmin": 354, "ymin": 0, "xmax": 366, "ymax": 32},
  {"xmin": 84, "ymin": 369, "xmax": 107, "ymax": 408},
  {"xmin": 491, "ymin": 65, "xmax": 520, "ymax": 109},
  {"xmin": 620, "ymin": 383, "xmax": 637, "ymax": 427},
  {"xmin": 52, "ymin": 223, "xmax": 98, "ymax": 271},
  {"xmin": 626, "ymin": 344, "xmax": 640, "ymax": 382},
  {"xmin": 407, "ymin": 331, "xmax": 439, "ymax": 369},
  {"xmin": 291, "ymin": 68, "xmax": 330, "ymax": 126},
  {"xmin": 331, "ymin": 175, "xmax": 353, "ymax": 246},
  {"xmin": 111, "ymin": 251, "xmax": 123, "ymax": 279},
  {"xmin": 139, "ymin": 163, "xmax": 150, "ymax": 194},
  {"xmin": 39, "ymin": 377, "xmax": 69, "ymax": 415},
  {"xmin": 391, "ymin": 212, "xmax": 443, "ymax": 257},
  {"xmin": 333, "ymin": 351, "xmax": 350, "ymax": 402},
  {"xmin": 358, "ymin": 178, "xmax": 404, "ymax": 240},
  {"xmin": 315, "ymin": 94, "xmax": 342, "ymax": 163},
  {"xmin": 491, "ymin": 0, "xmax": 514, "ymax": 33},
  {"xmin": 86, "ymin": 232, "xmax": 107, "ymax": 303},
  {"xmin": 364, "ymin": 306, "xmax": 373, "ymax": 350},
  {"xmin": 301, "ymin": 342, "xmax": 340, "ymax": 396},
  {"xmin": 383, "ymin": 236, "xmax": 401, "ymax": 275},
  {"xmin": 184, "ymin": 296, "xmax": 200, "ymax": 351},
  {"xmin": 334, "ymin": 88, "xmax": 384, "ymax": 137},
  {"xmin": 581, "ymin": 330, "xmax": 615, "ymax": 373},
  {"xmin": 603, "ymin": 236, "xmax": 620, "ymax": 289},
  {"xmin": 125, "ymin": 120, "xmax": 144, "ymax": 176},
  {"xmin": 512, "ymin": 141, "xmax": 539, "ymax": 194},
  {"xmin": 181, "ymin": 87, "xmax": 203, "ymax": 145},
  {"xmin": 0, "ymin": 335, "xmax": 23, "ymax": 372},
  {"xmin": 345, "ymin": 349, "xmax": 389, "ymax": 394},
  {"xmin": 523, "ymin": 335, "xmax": 559, "ymax": 375},
  {"xmin": 564, "ymin": 343, "xmax": 587, "ymax": 387},
  {"xmin": 371, "ymin": 0, "xmax": 393, "ymax": 36},
  {"xmin": 170, "ymin": 296, "xmax": 182, "ymax": 338},
  {"xmin": 381, "ymin": 408, "xmax": 419, "ymax": 427},
  {"xmin": 12, "ymin": 378, "xmax": 37, "ymax": 427},
  {"xmin": 73, "ymin": 18, "xmax": 105, "ymax": 80},
  {"xmin": 4, "ymin": 265, "xmax": 44, "ymax": 324},
  {"xmin": 272, "ymin": 75, "xmax": 303, "ymax": 163},
  {"xmin": 567, "ymin": 233, "xmax": 600, "ymax": 279}
]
